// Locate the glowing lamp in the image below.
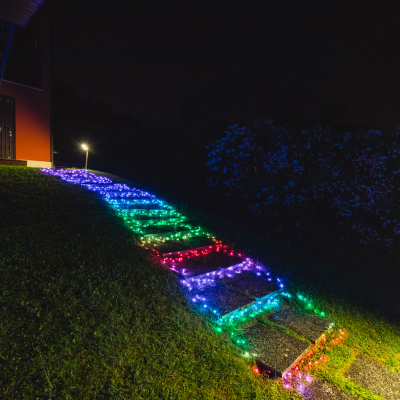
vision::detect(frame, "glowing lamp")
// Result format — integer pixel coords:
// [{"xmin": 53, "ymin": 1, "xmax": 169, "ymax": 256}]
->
[{"xmin": 81, "ymin": 144, "xmax": 89, "ymax": 169}]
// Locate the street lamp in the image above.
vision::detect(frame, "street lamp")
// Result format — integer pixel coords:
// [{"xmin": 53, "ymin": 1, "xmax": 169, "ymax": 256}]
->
[{"xmin": 81, "ymin": 144, "xmax": 89, "ymax": 170}]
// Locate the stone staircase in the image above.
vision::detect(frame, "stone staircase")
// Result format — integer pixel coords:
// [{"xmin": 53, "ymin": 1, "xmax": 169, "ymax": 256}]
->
[{"xmin": 41, "ymin": 169, "xmax": 335, "ymax": 385}]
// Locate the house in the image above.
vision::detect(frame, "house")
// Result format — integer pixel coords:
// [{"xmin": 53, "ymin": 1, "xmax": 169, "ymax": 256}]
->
[{"xmin": 0, "ymin": 0, "xmax": 52, "ymax": 168}]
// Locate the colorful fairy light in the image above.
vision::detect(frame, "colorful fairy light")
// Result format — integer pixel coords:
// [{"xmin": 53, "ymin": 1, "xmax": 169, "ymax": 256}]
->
[
  {"xmin": 280, "ymin": 328, "xmax": 345, "ymax": 394},
  {"xmin": 42, "ymin": 168, "xmax": 304, "ymax": 381},
  {"xmin": 118, "ymin": 209, "xmax": 179, "ymax": 217},
  {"xmin": 161, "ymin": 244, "xmax": 231, "ymax": 261},
  {"xmin": 179, "ymin": 260, "xmax": 272, "ymax": 290},
  {"xmin": 126, "ymin": 216, "xmax": 187, "ymax": 227},
  {"xmin": 253, "ymin": 366, "xmax": 260, "ymax": 374}
]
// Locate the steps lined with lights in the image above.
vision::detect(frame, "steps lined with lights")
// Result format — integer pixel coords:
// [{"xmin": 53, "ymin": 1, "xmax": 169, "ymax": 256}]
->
[
  {"xmin": 268, "ymin": 307, "xmax": 334, "ymax": 344},
  {"xmin": 41, "ymin": 168, "xmax": 335, "ymax": 386},
  {"xmin": 241, "ymin": 322, "xmax": 310, "ymax": 378}
]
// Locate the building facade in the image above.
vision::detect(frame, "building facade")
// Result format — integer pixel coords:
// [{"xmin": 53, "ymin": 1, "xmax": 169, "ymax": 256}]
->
[{"xmin": 0, "ymin": 0, "xmax": 51, "ymax": 167}]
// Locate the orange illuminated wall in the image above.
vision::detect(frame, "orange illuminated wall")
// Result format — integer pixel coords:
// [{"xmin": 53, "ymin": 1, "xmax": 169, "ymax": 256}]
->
[{"xmin": 0, "ymin": 5, "xmax": 51, "ymax": 163}]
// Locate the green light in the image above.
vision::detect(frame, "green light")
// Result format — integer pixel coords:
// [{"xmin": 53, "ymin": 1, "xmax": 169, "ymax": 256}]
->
[{"xmin": 126, "ymin": 216, "xmax": 186, "ymax": 227}]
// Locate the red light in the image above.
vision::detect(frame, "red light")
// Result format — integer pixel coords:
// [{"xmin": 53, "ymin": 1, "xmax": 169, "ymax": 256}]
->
[{"xmin": 253, "ymin": 366, "xmax": 260, "ymax": 374}]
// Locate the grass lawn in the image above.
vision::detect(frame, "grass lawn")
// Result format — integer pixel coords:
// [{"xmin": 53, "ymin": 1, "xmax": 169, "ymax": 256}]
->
[{"xmin": 1, "ymin": 166, "xmax": 400, "ymax": 399}]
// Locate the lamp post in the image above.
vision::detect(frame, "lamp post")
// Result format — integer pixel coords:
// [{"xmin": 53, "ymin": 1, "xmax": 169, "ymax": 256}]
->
[{"xmin": 81, "ymin": 144, "xmax": 89, "ymax": 170}]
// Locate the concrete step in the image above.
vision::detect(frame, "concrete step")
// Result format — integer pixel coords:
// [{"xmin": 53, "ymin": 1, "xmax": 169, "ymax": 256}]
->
[
  {"xmin": 67, "ymin": 176, "xmax": 113, "ymax": 184},
  {"xmin": 268, "ymin": 307, "xmax": 334, "ymax": 344},
  {"xmin": 118, "ymin": 208, "xmax": 179, "ymax": 217},
  {"xmin": 126, "ymin": 216, "xmax": 186, "ymax": 227},
  {"xmin": 161, "ymin": 243, "xmax": 229, "ymax": 257},
  {"xmin": 107, "ymin": 198, "xmax": 164, "ymax": 205},
  {"xmin": 298, "ymin": 379, "xmax": 355, "ymax": 399},
  {"xmin": 167, "ymin": 252, "xmax": 244, "ymax": 278},
  {"xmin": 345, "ymin": 355, "xmax": 400, "ymax": 400},
  {"xmin": 114, "ymin": 204, "xmax": 172, "ymax": 210},
  {"xmin": 188, "ymin": 283, "xmax": 257, "ymax": 318},
  {"xmin": 183, "ymin": 270, "xmax": 281, "ymax": 323},
  {"xmin": 182, "ymin": 262, "xmax": 278, "ymax": 294},
  {"xmin": 223, "ymin": 271, "xmax": 281, "ymax": 298},
  {"xmin": 141, "ymin": 226, "xmax": 207, "ymax": 241},
  {"xmin": 103, "ymin": 190, "xmax": 156, "ymax": 199},
  {"xmin": 82, "ymin": 183, "xmax": 134, "ymax": 193},
  {"xmin": 145, "ymin": 236, "xmax": 217, "ymax": 254},
  {"xmin": 239, "ymin": 322, "xmax": 310, "ymax": 378}
]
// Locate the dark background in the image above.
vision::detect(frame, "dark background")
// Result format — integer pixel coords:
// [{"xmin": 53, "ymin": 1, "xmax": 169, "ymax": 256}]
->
[{"xmin": 51, "ymin": 0, "xmax": 400, "ymax": 201}]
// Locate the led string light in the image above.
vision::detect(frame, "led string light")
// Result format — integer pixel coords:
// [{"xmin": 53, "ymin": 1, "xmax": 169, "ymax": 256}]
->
[
  {"xmin": 83, "ymin": 183, "xmax": 133, "ymax": 192},
  {"xmin": 180, "ymin": 260, "xmax": 270, "ymax": 290},
  {"xmin": 191, "ymin": 290, "xmax": 281, "ymax": 325},
  {"xmin": 140, "ymin": 227, "xmax": 211, "ymax": 242},
  {"xmin": 125, "ymin": 216, "xmax": 187, "ymax": 228},
  {"xmin": 106, "ymin": 198, "xmax": 166, "ymax": 206},
  {"xmin": 42, "ymin": 169, "xmax": 295, "ymax": 376},
  {"xmin": 118, "ymin": 208, "xmax": 179, "ymax": 217},
  {"xmin": 219, "ymin": 294, "xmax": 280, "ymax": 324},
  {"xmin": 104, "ymin": 191, "xmax": 156, "ymax": 198},
  {"xmin": 121, "ymin": 219, "xmax": 194, "ymax": 236},
  {"xmin": 161, "ymin": 244, "xmax": 242, "ymax": 264},
  {"xmin": 41, "ymin": 168, "xmax": 84, "ymax": 176},
  {"xmin": 41, "ymin": 168, "xmax": 112, "ymax": 184},
  {"xmin": 118, "ymin": 204, "xmax": 174, "ymax": 212},
  {"xmin": 42, "ymin": 169, "xmax": 282, "ymax": 308},
  {"xmin": 40, "ymin": 169, "xmax": 276, "ymax": 287},
  {"xmin": 41, "ymin": 170, "xmax": 192, "ymax": 238},
  {"xmin": 280, "ymin": 329, "xmax": 345, "ymax": 394},
  {"xmin": 293, "ymin": 293, "xmax": 328, "ymax": 318},
  {"xmin": 163, "ymin": 243, "xmax": 228, "ymax": 257}
]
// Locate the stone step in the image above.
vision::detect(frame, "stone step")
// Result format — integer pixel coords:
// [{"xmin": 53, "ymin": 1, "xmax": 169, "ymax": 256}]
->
[
  {"xmin": 181, "ymin": 263, "xmax": 278, "ymax": 295},
  {"xmin": 114, "ymin": 204, "xmax": 172, "ymax": 210},
  {"xmin": 183, "ymin": 270, "xmax": 280, "ymax": 323},
  {"xmin": 188, "ymin": 283, "xmax": 257, "ymax": 318},
  {"xmin": 223, "ymin": 271, "xmax": 281, "ymax": 298},
  {"xmin": 141, "ymin": 225, "xmax": 192, "ymax": 235},
  {"xmin": 126, "ymin": 216, "xmax": 186, "ymax": 227},
  {"xmin": 103, "ymin": 191, "xmax": 156, "ymax": 198},
  {"xmin": 239, "ymin": 322, "xmax": 310, "ymax": 378},
  {"xmin": 126, "ymin": 214, "xmax": 181, "ymax": 221},
  {"xmin": 82, "ymin": 183, "xmax": 134, "ymax": 192},
  {"xmin": 107, "ymin": 199, "xmax": 165, "ymax": 208},
  {"xmin": 161, "ymin": 243, "xmax": 229, "ymax": 257},
  {"xmin": 124, "ymin": 221, "xmax": 189, "ymax": 236},
  {"xmin": 69, "ymin": 176, "xmax": 113, "ymax": 184},
  {"xmin": 118, "ymin": 208, "xmax": 179, "ymax": 217},
  {"xmin": 141, "ymin": 227, "xmax": 207, "ymax": 241},
  {"xmin": 345, "ymin": 355, "xmax": 400, "ymax": 400},
  {"xmin": 299, "ymin": 379, "xmax": 355, "ymax": 399},
  {"xmin": 145, "ymin": 236, "xmax": 216, "ymax": 254},
  {"xmin": 268, "ymin": 307, "xmax": 334, "ymax": 344},
  {"xmin": 167, "ymin": 252, "xmax": 244, "ymax": 278},
  {"xmin": 107, "ymin": 198, "xmax": 158, "ymax": 205}
]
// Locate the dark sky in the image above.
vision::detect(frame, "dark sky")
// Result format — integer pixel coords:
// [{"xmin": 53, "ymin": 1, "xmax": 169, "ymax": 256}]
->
[{"xmin": 52, "ymin": 0, "xmax": 400, "ymax": 131}]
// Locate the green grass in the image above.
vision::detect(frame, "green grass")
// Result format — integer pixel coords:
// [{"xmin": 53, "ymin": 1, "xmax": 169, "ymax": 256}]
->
[
  {"xmin": 179, "ymin": 195, "xmax": 400, "ymax": 399},
  {"xmin": 1, "ymin": 166, "xmax": 400, "ymax": 399},
  {"xmin": 0, "ymin": 166, "xmax": 297, "ymax": 399}
]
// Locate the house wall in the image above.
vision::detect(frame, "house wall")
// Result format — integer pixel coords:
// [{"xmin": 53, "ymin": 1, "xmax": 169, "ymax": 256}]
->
[{"xmin": 0, "ymin": 5, "xmax": 51, "ymax": 164}]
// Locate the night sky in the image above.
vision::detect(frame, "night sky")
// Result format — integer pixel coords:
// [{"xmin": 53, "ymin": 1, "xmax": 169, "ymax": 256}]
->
[{"xmin": 52, "ymin": 0, "xmax": 400, "ymax": 132}]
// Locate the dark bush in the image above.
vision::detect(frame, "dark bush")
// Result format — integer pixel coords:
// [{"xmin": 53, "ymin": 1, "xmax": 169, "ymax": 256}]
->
[{"xmin": 206, "ymin": 119, "xmax": 400, "ymax": 250}]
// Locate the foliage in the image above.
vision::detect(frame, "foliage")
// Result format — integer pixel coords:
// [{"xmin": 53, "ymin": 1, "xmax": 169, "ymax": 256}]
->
[{"xmin": 206, "ymin": 119, "xmax": 400, "ymax": 249}]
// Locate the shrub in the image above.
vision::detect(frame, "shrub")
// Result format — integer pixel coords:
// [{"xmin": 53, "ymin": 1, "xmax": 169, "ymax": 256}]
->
[{"xmin": 206, "ymin": 119, "xmax": 400, "ymax": 249}]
